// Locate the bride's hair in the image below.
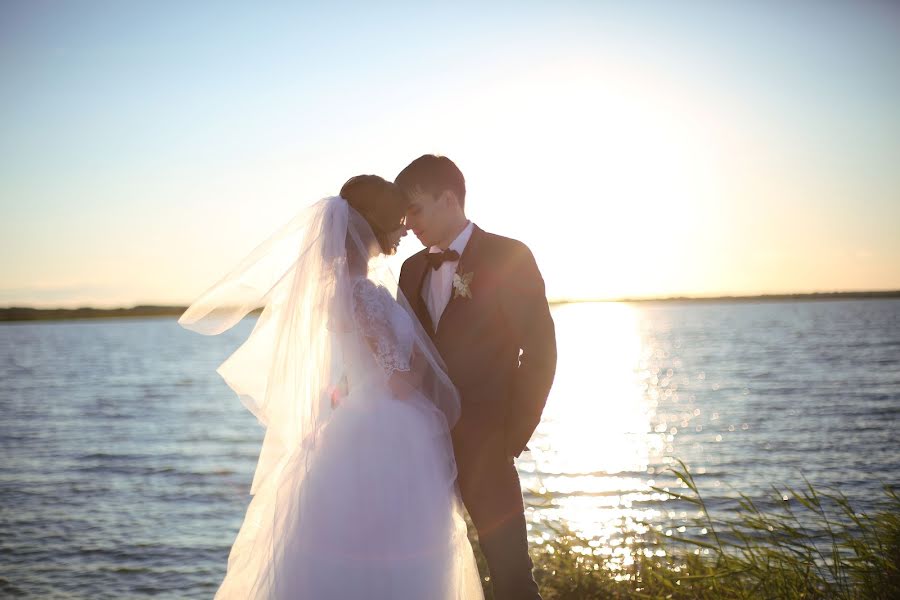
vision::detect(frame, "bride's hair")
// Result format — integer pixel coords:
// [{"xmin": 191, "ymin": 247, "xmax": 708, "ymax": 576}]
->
[{"xmin": 340, "ymin": 175, "xmax": 408, "ymax": 257}]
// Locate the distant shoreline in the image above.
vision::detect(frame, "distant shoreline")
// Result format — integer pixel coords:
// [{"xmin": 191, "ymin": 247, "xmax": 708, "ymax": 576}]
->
[
  {"xmin": 1, "ymin": 290, "xmax": 898, "ymax": 322},
  {"xmin": 554, "ymin": 289, "xmax": 900, "ymax": 306}
]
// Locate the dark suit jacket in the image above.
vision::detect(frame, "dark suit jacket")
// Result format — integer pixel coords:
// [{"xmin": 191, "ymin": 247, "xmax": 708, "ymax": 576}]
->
[{"xmin": 399, "ymin": 226, "xmax": 557, "ymax": 466}]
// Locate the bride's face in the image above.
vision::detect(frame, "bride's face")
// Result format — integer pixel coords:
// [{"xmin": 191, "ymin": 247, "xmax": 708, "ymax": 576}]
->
[{"xmin": 382, "ymin": 226, "xmax": 407, "ymax": 255}]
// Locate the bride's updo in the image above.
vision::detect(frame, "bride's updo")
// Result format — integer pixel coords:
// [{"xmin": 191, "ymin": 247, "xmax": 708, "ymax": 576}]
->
[{"xmin": 340, "ymin": 175, "xmax": 408, "ymax": 256}]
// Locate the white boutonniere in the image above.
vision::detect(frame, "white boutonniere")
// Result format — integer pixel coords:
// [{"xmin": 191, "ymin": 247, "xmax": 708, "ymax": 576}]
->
[{"xmin": 452, "ymin": 271, "xmax": 474, "ymax": 299}]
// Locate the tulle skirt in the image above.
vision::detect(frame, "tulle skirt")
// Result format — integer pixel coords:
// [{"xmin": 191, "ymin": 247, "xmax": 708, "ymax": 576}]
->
[{"xmin": 214, "ymin": 387, "xmax": 484, "ymax": 600}]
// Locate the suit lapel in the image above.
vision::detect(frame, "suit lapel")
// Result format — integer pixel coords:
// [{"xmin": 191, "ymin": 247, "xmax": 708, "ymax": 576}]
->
[
  {"xmin": 435, "ymin": 225, "xmax": 484, "ymax": 339},
  {"xmin": 405, "ymin": 251, "xmax": 435, "ymax": 336}
]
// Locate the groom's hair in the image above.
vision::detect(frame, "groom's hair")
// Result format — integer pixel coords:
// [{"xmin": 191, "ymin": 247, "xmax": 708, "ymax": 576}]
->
[{"xmin": 395, "ymin": 155, "xmax": 466, "ymax": 211}]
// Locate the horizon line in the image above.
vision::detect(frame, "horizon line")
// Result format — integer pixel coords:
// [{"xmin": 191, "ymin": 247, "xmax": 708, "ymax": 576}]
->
[{"xmin": 1, "ymin": 289, "xmax": 899, "ymax": 319}]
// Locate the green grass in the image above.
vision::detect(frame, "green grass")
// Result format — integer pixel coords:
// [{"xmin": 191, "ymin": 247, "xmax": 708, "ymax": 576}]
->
[{"xmin": 467, "ymin": 458, "xmax": 900, "ymax": 600}]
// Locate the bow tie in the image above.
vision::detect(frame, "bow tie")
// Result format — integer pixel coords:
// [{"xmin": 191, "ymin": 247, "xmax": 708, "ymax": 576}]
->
[{"xmin": 426, "ymin": 249, "xmax": 460, "ymax": 270}]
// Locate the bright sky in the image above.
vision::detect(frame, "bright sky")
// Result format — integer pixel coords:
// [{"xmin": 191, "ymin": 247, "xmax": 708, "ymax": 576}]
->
[{"xmin": 2, "ymin": 1, "xmax": 899, "ymax": 308}]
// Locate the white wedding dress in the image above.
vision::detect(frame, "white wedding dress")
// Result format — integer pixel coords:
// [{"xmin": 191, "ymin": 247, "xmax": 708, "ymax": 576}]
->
[
  {"xmin": 179, "ymin": 196, "xmax": 484, "ymax": 599},
  {"xmin": 254, "ymin": 277, "xmax": 483, "ymax": 599}
]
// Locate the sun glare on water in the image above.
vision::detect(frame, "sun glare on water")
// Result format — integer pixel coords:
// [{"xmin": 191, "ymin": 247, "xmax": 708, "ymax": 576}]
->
[{"xmin": 518, "ymin": 301, "xmax": 667, "ymax": 567}]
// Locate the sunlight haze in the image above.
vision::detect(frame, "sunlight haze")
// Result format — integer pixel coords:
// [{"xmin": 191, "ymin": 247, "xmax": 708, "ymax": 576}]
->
[{"xmin": 2, "ymin": 0, "xmax": 898, "ymax": 307}]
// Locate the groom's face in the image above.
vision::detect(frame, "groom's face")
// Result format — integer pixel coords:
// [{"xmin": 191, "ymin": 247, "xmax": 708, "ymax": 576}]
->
[{"xmin": 404, "ymin": 188, "xmax": 446, "ymax": 248}]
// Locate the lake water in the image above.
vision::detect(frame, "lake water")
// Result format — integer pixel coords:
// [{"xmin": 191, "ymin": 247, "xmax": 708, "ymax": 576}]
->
[{"xmin": 2, "ymin": 299, "xmax": 899, "ymax": 598}]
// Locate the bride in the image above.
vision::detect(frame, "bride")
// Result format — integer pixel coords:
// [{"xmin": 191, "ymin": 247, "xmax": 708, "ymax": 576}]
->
[{"xmin": 179, "ymin": 175, "xmax": 485, "ymax": 599}]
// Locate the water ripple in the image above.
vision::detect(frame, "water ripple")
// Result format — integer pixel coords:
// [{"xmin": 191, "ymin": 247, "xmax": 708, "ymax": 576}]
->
[{"xmin": 2, "ymin": 301, "xmax": 899, "ymax": 596}]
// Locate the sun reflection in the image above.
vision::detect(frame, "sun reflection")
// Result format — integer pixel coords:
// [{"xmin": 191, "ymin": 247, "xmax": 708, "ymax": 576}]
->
[{"xmin": 518, "ymin": 302, "xmax": 666, "ymax": 568}]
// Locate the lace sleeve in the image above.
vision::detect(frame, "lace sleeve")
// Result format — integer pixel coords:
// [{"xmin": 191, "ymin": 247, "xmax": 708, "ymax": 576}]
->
[{"xmin": 351, "ymin": 278, "xmax": 413, "ymax": 377}]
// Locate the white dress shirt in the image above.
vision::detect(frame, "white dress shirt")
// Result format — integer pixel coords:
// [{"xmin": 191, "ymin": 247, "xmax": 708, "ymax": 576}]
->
[{"xmin": 424, "ymin": 221, "xmax": 475, "ymax": 329}]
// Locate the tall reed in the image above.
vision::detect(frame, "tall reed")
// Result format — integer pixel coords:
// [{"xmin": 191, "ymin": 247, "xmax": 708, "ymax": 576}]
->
[{"xmin": 467, "ymin": 458, "xmax": 900, "ymax": 599}]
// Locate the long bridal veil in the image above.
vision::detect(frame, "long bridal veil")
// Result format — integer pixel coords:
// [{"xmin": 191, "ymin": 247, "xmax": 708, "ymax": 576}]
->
[{"xmin": 178, "ymin": 196, "xmax": 480, "ymax": 599}]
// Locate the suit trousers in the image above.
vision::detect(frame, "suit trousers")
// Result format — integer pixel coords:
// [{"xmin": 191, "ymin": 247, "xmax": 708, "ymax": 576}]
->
[{"xmin": 457, "ymin": 454, "xmax": 542, "ymax": 600}]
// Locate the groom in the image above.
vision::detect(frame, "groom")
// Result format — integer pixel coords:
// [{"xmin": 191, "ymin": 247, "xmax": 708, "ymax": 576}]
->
[{"xmin": 396, "ymin": 155, "xmax": 557, "ymax": 600}]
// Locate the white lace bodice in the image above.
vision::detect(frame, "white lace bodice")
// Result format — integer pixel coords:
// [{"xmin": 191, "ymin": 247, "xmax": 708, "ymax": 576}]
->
[{"xmin": 349, "ymin": 277, "xmax": 414, "ymax": 378}]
